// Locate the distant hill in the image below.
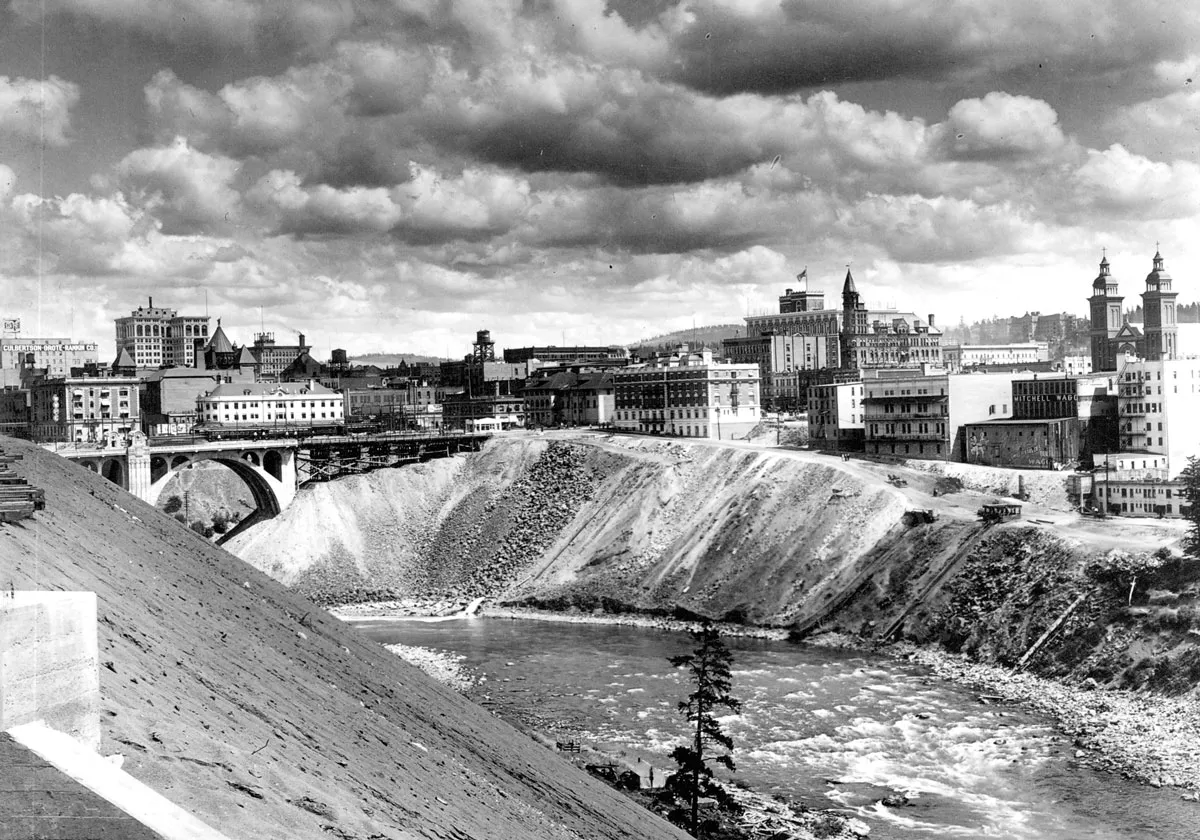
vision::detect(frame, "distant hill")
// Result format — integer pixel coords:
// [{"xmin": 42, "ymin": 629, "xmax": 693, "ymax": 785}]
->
[{"xmin": 634, "ymin": 323, "xmax": 744, "ymax": 350}]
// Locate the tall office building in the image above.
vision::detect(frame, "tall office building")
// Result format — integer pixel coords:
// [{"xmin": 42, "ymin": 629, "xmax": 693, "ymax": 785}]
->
[{"xmin": 114, "ymin": 298, "xmax": 210, "ymax": 368}]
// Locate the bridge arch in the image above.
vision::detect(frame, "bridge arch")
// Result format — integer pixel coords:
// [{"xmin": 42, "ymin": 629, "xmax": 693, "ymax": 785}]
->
[
  {"xmin": 102, "ymin": 458, "xmax": 124, "ymax": 487},
  {"xmin": 143, "ymin": 444, "xmax": 297, "ymax": 540},
  {"xmin": 263, "ymin": 450, "xmax": 283, "ymax": 482},
  {"xmin": 147, "ymin": 452, "xmax": 281, "ymax": 515}
]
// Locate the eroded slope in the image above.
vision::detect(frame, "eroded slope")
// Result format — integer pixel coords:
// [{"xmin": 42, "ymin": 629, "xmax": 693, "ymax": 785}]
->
[{"xmin": 0, "ymin": 437, "xmax": 688, "ymax": 840}]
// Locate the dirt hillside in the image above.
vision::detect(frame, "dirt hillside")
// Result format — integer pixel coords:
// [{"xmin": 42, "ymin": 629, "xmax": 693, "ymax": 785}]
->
[
  {"xmin": 0, "ymin": 436, "xmax": 690, "ymax": 840},
  {"xmin": 228, "ymin": 432, "xmax": 1194, "ymax": 690},
  {"xmin": 230, "ymin": 435, "xmax": 912, "ymax": 625}
]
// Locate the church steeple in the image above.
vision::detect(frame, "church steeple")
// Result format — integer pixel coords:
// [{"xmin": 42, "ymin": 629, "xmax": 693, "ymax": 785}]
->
[
  {"xmin": 1142, "ymin": 247, "xmax": 1178, "ymax": 361},
  {"xmin": 1088, "ymin": 250, "xmax": 1124, "ymax": 372},
  {"xmin": 1093, "ymin": 253, "xmax": 1118, "ymax": 295}
]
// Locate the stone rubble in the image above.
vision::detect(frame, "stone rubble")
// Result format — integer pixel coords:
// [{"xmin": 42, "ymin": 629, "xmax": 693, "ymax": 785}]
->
[
  {"xmin": 891, "ymin": 641, "xmax": 1200, "ymax": 791},
  {"xmin": 385, "ymin": 644, "xmax": 479, "ymax": 693},
  {"xmin": 419, "ymin": 441, "xmax": 598, "ymax": 600}
]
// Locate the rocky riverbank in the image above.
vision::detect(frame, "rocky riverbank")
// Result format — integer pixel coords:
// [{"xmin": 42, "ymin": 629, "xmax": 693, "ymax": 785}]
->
[
  {"xmin": 357, "ymin": 602, "xmax": 1200, "ymax": 798},
  {"xmin": 384, "ymin": 643, "xmax": 479, "ymax": 692},
  {"xmin": 885, "ymin": 640, "xmax": 1200, "ymax": 792}
]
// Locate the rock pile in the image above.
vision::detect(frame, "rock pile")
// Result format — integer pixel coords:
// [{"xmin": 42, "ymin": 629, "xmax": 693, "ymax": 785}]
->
[
  {"xmin": 417, "ymin": 442, "xmax": 598, "ymax": 600},
  {"xmin": 471, "ymin": 442, "xmax": 597, "ymax": 597}
]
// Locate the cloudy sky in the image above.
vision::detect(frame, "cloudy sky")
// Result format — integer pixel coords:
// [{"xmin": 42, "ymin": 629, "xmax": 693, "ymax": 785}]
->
[{"xmin": 1, "ymin": 1, "xmax": 1198, "ymax": 359}]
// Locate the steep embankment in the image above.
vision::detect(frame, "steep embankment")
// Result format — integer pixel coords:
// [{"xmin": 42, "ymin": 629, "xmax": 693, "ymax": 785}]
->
[
  {"xmin": 231, "ymin": 433, "xmax": 1196, "ymax": 692},
  {"xmin": 0, "ymin": 437, "xmax": 690, "ymax": 840},
  {"xmin": 232, "ymin": 436, "xmax": 911, "ymax": 626}
]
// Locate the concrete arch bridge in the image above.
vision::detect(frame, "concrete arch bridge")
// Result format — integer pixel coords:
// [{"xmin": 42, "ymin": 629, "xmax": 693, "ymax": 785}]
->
[{"xmin": 52, "ymin": 431, "xmax": 488, "ymax": 542}]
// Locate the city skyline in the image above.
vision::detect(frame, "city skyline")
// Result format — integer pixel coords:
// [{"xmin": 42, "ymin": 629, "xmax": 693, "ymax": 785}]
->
[{"xmin": 1, "ymin": 1, "xmax": 1198, "ymax": 357}]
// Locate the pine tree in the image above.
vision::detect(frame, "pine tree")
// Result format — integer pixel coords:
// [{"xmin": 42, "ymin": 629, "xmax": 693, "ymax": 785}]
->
[
  {"xmin": 1180, "ymin": 455, "xmax": 1200, "ymax": 559},
  {"xmin": 666, "ymin": 622, "xmax": 742, "ymax": 837}
]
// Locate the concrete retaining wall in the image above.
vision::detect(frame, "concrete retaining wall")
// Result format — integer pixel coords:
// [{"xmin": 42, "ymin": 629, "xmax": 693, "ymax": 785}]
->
[{"xmin": 1, "ymin": 592, "xmax": 100, "ymax": 750}]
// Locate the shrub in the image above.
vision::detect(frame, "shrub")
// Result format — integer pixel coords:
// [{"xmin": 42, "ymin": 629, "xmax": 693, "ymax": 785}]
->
[{"xmin": 163, "ymin": 495, "xmax": 182, "ymax": 514}]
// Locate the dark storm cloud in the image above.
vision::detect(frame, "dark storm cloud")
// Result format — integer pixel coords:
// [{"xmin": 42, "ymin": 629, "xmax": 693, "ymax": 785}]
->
[{"xmin": 665, "ymin": 0, "xmax": 1200, "ymax": 96}]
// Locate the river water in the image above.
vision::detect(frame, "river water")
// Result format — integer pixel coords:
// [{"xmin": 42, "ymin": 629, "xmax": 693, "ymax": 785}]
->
[{"xmin": 357, "ymin": 617, "xmax": 1196, "ymax": 839}]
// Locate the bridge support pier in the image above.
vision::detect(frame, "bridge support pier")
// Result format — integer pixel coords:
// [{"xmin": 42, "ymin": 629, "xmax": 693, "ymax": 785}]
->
[{"xmin": 126, "ymin": 433, "xmax": 151, "ymax": 502}]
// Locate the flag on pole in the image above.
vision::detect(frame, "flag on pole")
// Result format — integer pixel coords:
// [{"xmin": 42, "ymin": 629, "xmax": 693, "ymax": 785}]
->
[{"xmin": 796, "ymin": 268, "xmax": 807, "ymax": 281}]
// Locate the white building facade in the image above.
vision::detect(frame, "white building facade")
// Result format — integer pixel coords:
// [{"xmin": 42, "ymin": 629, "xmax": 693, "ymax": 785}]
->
[
  {"xmin": 198, "ymin": 380, "xmax": 344, "ymax": 429},
  {"xmin": 1092, "ymin": 357, "xmax": 1200, "ymax": 517},
  {"xmin": 612, "ymin": 347, "xmax": 760, "ymax": 440}
]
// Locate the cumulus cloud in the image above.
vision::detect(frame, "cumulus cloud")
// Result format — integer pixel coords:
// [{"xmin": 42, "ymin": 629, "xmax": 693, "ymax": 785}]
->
[
  {"xmin": 8, "ymin": 0, "xmax": 1200, "ymax": 353},
  {"xmin": 113, "ymin": 137, "xmax": 243, "ymax": 233},
  {"xmin": 834, "ymin": 194, "xmax": 1044, "ymax": 263},
  {"xmin": 2, "ymin": 190, "xmax": 150, "ymax": 275},
  {"xmin": 247, "ymin": 163, "xmax": 532, "ymax": 240},
  {"xmin": 936, "ymin": 93, "xmax": 1067, "ymax": 161},
  {"xmin": 1107, "ymin": 90, "xmax": 1200, "ymax": 160},
  {"xmin": 1072, "ymin": 144, "xmax": 1200, "ymax": 219},
  {"xmin": 0, "ymin": 75, "xmax": 80, "ymax": 146}
]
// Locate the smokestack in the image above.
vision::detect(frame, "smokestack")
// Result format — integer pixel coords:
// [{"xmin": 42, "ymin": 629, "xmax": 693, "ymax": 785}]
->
[
  {"xmin": 299, "ymin": 333, "xmax": 306, "ymax": 348},
  {"xmin": 149, "ymin": 296, "xmax": 153, "ymax": 308}
]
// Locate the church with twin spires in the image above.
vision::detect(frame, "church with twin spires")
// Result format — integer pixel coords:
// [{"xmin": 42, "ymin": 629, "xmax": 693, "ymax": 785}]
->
[{"xmin": 1088, "ymin": 249, "xmax": 1179, "ymax": 372}]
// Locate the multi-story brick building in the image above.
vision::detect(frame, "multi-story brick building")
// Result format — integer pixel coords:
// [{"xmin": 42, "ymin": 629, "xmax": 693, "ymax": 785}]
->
[
  {"xmin": 343, "ymin": 384, "xmax": 442, "ymax": 429},
  {"xmin": 840, "ymin": 270, "xmax": 943, "ymax": 370},
  {"xmin": 114, "ymin": 298, "xmax": 209, "ymax": 368},
  {"xmin": 251, "ymin": 332, "xmax": 311, "ymax": 381},
  {"xmin": 1113, "ymin": 358, "xmax": 1200, "ymax": 470},
  {"xmin": 523, "ymin": 368, "xmax": 616, "ymax": 427},
  {"xmin": 955, "ymin": 371, "xmax": 1118, "ymax": 469},
  {"xmin": 722, "ymin": 333, "xmax": 832, "ymax": 411},
  {"xmin": 742, "ymin": 276, "xmax": 842, "ymax": 368},
  {"xmin": 611, "ymin": 346, "xmax": 759, "ymax": 439},
  {"xmin": 863, "ymin": 369, "xmax": 1026, "ymax": 461},
  {"xmin": 1093, "ymin": 357, "xmax": 1199, "ymax": 516},
  {"xmin": 564, "ymin": 371, "xmax": 614, "ymax": 426},
  {"xmin": 808, "ymin": 380, "xmax": 866, "ymax": 451},
  {"xmin": 29, "ymin": 375, "xmax": 141, "ymax": 444},
  {"xmin": 742, "ymin": 269, "xmax": 943, "ymax": 374},
  {"xmin": 141, "ymin": 366, "xmax": 254, "ymax": 436},
  {"xmin": 0, "ymin": 337, "xmax": 99, "ymax": 388}
]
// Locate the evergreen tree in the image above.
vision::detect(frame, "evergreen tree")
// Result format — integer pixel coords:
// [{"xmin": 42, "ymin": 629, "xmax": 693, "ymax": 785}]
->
[
  {"xmin": 1180, "ymin": 456, "xmax": 1200, "ymax": 559},
  {"xmin": 667, "ymin": 622, "xmax": 741, "ymax": 837}
]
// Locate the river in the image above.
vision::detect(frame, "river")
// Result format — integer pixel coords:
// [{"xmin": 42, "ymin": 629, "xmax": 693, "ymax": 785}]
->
[{"xmin": 356, "ymin": 617, "xmax": 1196, "ymax": 839}]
